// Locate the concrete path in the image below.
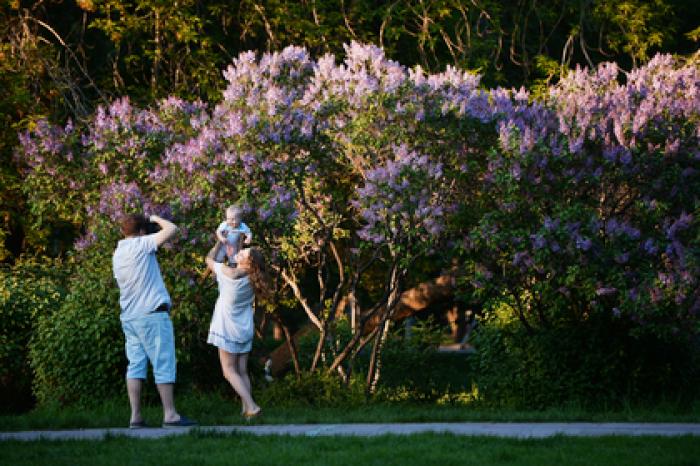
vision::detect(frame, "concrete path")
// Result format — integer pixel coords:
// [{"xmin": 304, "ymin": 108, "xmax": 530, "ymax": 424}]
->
[{"xmin": 2, "ymin": 423, "xmax": 700, "ymax": 441}]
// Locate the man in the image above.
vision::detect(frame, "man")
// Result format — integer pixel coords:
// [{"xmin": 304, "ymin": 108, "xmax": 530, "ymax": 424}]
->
[{"xmin": 113, "ymin": 213, "xmax": 197, "ymax": 429}]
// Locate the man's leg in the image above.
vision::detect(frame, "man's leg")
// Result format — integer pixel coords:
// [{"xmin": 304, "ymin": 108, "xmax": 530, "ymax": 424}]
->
[
  {"xmin": 149, "ymin": 314, "xmax": 195, "ymax": 426},
  {"xmin": 155, "ymin": 383, "xmax": 179, "ymax": 423},
  {"xmin": 126, "ymin": 378, "xmax": 144, "ymax": 424},
  {"xmin": 123, "ymin": 320, "xmax": 148, "ymax": 426}
]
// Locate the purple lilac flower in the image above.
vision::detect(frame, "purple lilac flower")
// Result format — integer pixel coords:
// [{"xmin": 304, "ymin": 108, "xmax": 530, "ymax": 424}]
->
[
  {"xmin": 596, "ymin": 287, "xmax": 618, "ymax": 296},
  {"xmin": 544, "ymin": 217, "xmax": 559, "ymax": 231},
  {"xmin": 74, "ymin": 231, "xmax": 97, "ymax": 251},
  {"xmin": 643, "ymin": 239, "xmax": 658, "ymax": 255},
  {"xmin": 530, "ymin": 234, "xmax": 547, "ymax": 250},
  {"xmin": 615, "ymin": 252, "xmax": 630, "ymax": 264},
  {"xmin": 575, "ymin": 236, "xmax": 592, "ymax": 251}
]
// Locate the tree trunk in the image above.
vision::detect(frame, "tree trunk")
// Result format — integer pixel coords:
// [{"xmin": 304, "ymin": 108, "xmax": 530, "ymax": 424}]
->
[
  {"xmin": 366, "ymin": 316, "xmax": 391, "ymax": 396},
  {"xmin": 272, "ymin": 321, "xmax": 283, "ymax": 340}
]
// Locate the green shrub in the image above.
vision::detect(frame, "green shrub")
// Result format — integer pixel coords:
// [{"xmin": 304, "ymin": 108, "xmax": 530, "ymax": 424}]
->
[
  {"xmin": 258, "ymin": 371, "xmax": 366, "ymax": 407},
  {"xmin": 374, "ymin": 319, "xmax": 474, "ymax": 402},
  {"xmin": 470, "ymin": 309, "xmax": 700, "ymax": 409},
  {"xmin": 0, "ymin": 257, "xmax": 68, "ymax": 412},
  {"xmin": 376, "ymin": 345, "xmax": 473, "ymax": 402},
  {"xmin": 29, "ymin": 252, "xmax": 124, "ymax": 406},
  {"xmin": 288, "ymin": 317, "xmax": 474, "ymax": 403},
  {"xmin": 163, "ymin": 250, "xmax": 221, "ymax": 393}
]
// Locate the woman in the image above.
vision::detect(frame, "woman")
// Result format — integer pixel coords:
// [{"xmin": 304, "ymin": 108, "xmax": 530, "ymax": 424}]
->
[{"xmin": 205, "ymin": 246, "xmax": 270, "ymax": 419}]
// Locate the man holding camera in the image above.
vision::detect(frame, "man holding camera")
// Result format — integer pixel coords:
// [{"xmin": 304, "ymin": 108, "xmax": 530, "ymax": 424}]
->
[{"xmin": 112, "ymin": 213, "xmax": 197, "ymax": 429}]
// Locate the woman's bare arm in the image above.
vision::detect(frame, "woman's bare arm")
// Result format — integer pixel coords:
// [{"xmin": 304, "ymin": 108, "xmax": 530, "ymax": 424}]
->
[
  {"xmin": 206, "ymin": 244, "xmax": 247, "ymax": 279},
  {"xmin": 205, "ymin": 244, "xmax": 218, "ymax": 273}
]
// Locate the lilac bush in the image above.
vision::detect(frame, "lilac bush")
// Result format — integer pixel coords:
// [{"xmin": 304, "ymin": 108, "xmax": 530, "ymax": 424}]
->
[
  {"xmin": 15, "ymin": 43, "xmax": 700, "ymax": 401},
  {"xmin": 467, "ymin": 52, "xmax": 700, "ymax": 339}
]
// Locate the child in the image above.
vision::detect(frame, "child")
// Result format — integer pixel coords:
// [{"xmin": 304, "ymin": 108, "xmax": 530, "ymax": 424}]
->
[{"xmin": 214, "ymin": 205, "xmax": 253, "ymax": 266}]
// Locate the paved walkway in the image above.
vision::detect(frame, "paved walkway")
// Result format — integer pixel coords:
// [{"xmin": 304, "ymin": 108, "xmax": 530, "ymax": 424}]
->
[{"xmin": 2, "ymin": 423, "xmax": 700, "ymax": 441}]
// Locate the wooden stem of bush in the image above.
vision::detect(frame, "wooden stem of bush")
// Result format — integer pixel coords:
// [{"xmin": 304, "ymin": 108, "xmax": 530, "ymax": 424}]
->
[
  {"xmin": 273, "ymin": 313, "xmax": 301, "ymax": 377},
  {"xmin": 366, "ymin": 264, "xmax": 401, "ymax": 395},
  {"xmin": 267, "ymin": 270, "xmax": 458, "ymax": 376}
]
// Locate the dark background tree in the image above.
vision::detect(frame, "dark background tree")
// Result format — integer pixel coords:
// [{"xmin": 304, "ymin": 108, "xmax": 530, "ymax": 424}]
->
[{"xmin": 2, "ymin": 1, "xmax": 698, "ymax": 260}]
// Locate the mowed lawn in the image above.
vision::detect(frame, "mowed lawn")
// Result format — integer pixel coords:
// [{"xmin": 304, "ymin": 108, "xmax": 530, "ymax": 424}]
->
[
  {"xmin": 1, "ymin": 431, "xmax": 699, "ymax": 466},
  {"xmin": 2, "ymin": 393, "xmax": 699, "ymax": 431}
]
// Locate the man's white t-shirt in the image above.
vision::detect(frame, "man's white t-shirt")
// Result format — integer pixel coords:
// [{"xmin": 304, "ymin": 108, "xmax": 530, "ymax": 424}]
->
[{"xmin": 113, "ymin": 234, "xmax": 171, "ymax": 322}]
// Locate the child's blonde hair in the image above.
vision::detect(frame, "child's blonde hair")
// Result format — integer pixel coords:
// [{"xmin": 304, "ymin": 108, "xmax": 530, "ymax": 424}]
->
[{"xmin": 225, "ymin": 205, "xmax": 243, "ymax": 218}]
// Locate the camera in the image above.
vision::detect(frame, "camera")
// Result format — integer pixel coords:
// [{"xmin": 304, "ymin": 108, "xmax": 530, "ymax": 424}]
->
[{"xmin": 145, "ymin": 221, "xmax": 161, "ymax": 234}]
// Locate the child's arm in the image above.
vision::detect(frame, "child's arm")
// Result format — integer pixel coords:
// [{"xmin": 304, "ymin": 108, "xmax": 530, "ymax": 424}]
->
[
  {"xmin": 215, "ymin": 222, "xmax": 228, "ymax": 244},
  {"xmin": 241, "ymin": 222, "xmax": 253, "ymax": 245}
]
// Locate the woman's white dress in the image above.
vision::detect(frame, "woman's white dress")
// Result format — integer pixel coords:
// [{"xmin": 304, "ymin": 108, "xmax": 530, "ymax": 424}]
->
[{"xmin": 207, "ymin": 262, "xmax": 255, "ymax": 354}]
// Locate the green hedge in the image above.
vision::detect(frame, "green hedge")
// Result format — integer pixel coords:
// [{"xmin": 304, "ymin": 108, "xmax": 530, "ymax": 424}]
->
[
  {"xmin": 0, "ymin": 258, "xmax": 68, "ymax": 413},
  {"xmin": 12, "ymin": 247, "xmax": 699, "ymax": 409},
  {"xmin": 29, "ymin": 252, "xmax": 124, "ymax": 406},
  {"xmin": 258, "ymin": 371, "xmax": 366, "ymax": 407},
  {"xmin": 470, "ymin": 313, "xmax": 700, "ymax": 409}
]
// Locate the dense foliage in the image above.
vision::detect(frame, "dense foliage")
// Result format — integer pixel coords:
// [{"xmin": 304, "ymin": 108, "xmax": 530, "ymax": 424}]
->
[
  {"xmin": 28, "ymin": 252, "xmax": 123, "ymax": 406},
  {"xmin": 0, "ymin": 257, "xmax": 68, "ymax": 412},
  {"xmin": 465, "ymin": 54, "xmax": 700, "ymax": 339},
  {"xmin": 10, "ymin": 41, "xmax": 699, "ymax": 406},
  {"xmin": 2, "ymin": 0, "xmax": 699, "ymax": 411},
  {"xmin": 471, "ymin": 306, "xmax": 700, "ymax": 408}
]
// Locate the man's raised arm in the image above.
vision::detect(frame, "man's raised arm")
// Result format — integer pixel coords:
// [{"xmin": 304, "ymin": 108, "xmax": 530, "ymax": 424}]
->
[{"xmin": 149, "ymin": 214, "xmax": 179, "ymax": 247}]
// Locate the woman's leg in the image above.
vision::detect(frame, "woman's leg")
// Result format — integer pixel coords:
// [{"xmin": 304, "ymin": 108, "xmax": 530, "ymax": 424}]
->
[
  {"xmin": 236, "ymin": 353, "xmax": 252, "ymax": 396},
  {"xmin": 219, "ymin": 349, "xmax": 257, "ymax": 414},
  {"xmin": 236, "ymin": 354, "xmax": 260, "ymax": 414}
]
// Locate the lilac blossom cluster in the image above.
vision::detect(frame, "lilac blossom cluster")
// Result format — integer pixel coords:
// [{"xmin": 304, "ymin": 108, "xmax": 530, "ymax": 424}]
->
[
  {"xmin": 15, "ymin": 42, "xmax": 700, "ymax": 338},
  {"xmin": 469, "ymin": 53, "xmax": 700, "ymax": 336},
  {"xmin": 17, "ymin": 94, "xmax": 209, "ymax": 250},
  {"xmin": 93, "ymin": 181, "xmax": 144, "ymax": 221},
  {"xmin": 550, "ymin": 55, "xmax": 700, "ymax": 158},
  {"xmin": 353, "ymin": 146, "xmax": 447, "ymax": 248}
]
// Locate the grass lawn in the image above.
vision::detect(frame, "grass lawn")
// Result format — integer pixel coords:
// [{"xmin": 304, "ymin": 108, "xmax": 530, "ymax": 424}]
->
[
  {"xmin": 1, "ymin": 392, "xmax": 699, "ymax": 431},
  {"xmin": 1, "ymin": 431, "xmax": 699, "ymax": 466}
]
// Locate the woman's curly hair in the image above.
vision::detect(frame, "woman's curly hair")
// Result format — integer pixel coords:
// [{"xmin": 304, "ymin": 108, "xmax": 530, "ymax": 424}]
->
[{"xmin": 246, "ymin": 248, "xmax": 273, "ymax": 303}]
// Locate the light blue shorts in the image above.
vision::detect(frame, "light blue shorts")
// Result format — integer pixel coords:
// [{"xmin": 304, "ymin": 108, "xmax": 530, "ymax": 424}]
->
[{"xmin": 121, "ymin": 312, "xmax": 177, "ymax": 384}]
